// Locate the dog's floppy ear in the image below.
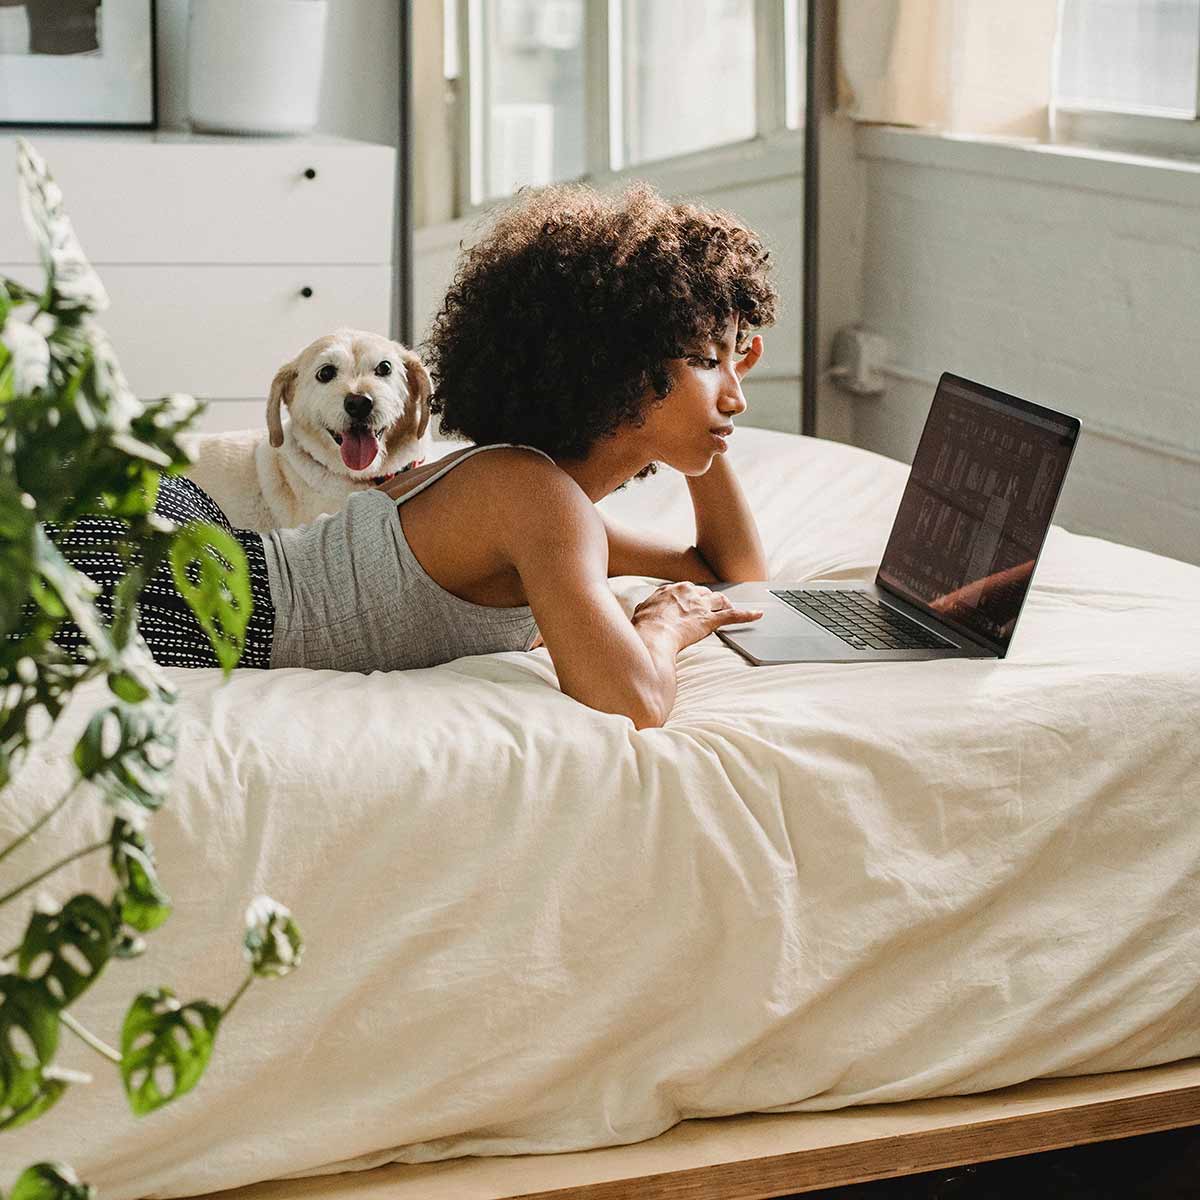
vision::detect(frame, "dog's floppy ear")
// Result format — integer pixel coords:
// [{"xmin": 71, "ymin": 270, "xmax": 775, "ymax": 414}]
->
[
  {"xmin": 399, "ymin": 345, "xmax": 432, "ymax": 440},
  {"xmin": 267, "ymin": 359, "xmax": 299, "ymax": 448}
]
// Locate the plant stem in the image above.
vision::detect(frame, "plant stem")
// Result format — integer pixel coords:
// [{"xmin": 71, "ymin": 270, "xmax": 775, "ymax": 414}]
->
[
  {"xmin": 60, "ymin": 1008, "xmax": 121, "ymax": 1063},
  {"xmin": 222, "ymin": 971, "xmax": 255, "ymax": 1020},
  {"xmin": 0, "ymin": 775, "xmax": 84, "ymax": 868},
  {"xmin": 0, "ymin": 838, "xmax": 108, "ymax": 910}
]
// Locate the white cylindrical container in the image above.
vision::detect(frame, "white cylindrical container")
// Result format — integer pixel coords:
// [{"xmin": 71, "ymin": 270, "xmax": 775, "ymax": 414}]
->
[{"xmin": 187, "ymin": 0, "xmax": 329, "ymax": 135}]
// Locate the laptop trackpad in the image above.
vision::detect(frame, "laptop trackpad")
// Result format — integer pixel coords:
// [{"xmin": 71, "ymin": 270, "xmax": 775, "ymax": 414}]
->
[{"xmin": 719, "ymin": 631, "xmax": 832, "ymax": 663}]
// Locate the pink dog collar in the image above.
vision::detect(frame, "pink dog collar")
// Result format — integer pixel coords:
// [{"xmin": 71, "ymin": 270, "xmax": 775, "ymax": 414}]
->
[{"xmin": 370, "ymin": 457, "xmax": 424, "ymax": 486}]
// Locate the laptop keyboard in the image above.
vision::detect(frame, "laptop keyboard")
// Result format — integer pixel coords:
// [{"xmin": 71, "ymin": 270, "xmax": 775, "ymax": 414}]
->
[{"xmin": 770, "ymin": 589, "xmax": 955, "ymax": 651}]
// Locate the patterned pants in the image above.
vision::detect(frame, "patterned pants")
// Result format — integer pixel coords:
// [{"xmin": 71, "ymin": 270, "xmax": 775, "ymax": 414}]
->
[{"xmin": 23, "ymin": 474, "xmax": 275, "ymax": 669}]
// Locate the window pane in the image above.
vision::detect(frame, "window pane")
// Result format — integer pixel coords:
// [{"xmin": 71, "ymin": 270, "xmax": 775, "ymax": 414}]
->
[
  {"xmin": 480, "ymin": 0, "xmax": 586, "ymax": 202},
  {"xmin": 785, "ymin": 0, "xmax": 807, "ymax": 131},
  {"xmin": 1056, "ymin": 0, "xmax": 1200, "ymax": 115},
  {"xmin": 620, "ymin": 0, "xmax": 756, "ymax": 166}
]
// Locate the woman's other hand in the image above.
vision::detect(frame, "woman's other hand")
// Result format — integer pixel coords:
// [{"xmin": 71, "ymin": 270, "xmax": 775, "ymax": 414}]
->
[
  {"xmin": 631, "ymin": 581, "xmax": 764, "ymax": 652},
  {"xmin": 736, "ymin": 333, "xmax": 763, "ymax": 379}
]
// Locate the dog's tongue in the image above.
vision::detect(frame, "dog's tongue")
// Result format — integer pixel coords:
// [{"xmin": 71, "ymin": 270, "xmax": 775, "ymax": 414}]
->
[{"xmin": 340, "ymin": 428, "xmax": 379, "ymax": 472}]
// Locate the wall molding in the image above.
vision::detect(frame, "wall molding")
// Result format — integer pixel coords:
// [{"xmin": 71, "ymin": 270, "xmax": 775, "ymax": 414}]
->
[
  {"xmin": 872, "ymin": 362, "xmax": 1200, "ymax": 468},
  {"xmin": 857, "ymin": 125, "xmax": 1200, "ymax": 209}
]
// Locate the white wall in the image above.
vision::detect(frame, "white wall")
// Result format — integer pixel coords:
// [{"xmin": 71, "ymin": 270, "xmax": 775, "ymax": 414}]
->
[
  {"xmin": 154, "ymin": 0, "xmax": 399, "ymax": 144},
  {"xmin": 850, "ymin": 127, "xmax": 1200, "ymax": 566}
]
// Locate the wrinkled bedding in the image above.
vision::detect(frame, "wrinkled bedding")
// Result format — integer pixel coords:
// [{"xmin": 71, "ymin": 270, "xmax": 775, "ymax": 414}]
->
[{"xmin": 3, "ymin": 427, "xmax": 1199, "ymax": 1200}]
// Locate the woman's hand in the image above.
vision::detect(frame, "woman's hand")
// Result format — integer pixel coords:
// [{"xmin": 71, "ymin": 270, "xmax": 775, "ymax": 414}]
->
[
  {"xmin": 631, "ymin": 581, "xmax": 764, "ymax": 653},
  {"xmin": 736, "ymin": 333, "xmax": 763, "ymax": 379}
]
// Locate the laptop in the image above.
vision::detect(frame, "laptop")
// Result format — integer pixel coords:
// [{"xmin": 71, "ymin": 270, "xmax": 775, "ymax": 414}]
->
[{"xmin": 717, "ymin": 372, "xmax": 1080, "ymax": 665}]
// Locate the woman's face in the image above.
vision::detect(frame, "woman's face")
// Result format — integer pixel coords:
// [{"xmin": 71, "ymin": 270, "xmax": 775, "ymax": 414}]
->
[{"xmin": 639, "ymin": 315, "xmax": 752, "ymax": 475}]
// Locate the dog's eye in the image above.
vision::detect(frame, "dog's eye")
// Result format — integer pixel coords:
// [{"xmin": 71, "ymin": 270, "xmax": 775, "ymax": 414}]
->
[
  {"xmin": 375, "ymin": 360, "xmax": 393, "ymax": 377},
  {"xmin": 315, "ymin": 363, "xmax": 338, "ymax": 383}
]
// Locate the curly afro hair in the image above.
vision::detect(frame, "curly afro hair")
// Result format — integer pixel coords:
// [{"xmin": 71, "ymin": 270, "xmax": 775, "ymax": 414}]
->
[{"xmin": 420, "ymin": 180, "xmax": 778, "ymax": 478}]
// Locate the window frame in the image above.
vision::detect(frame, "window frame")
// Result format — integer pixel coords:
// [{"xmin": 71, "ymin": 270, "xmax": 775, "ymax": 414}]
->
[
  {"xmin": 450, "ymin": 0, "xmax": 804, "ymax": 218},
  {"xmin": 1051, "ymin": 105, "xmax": 1200, "ymax": 162}
]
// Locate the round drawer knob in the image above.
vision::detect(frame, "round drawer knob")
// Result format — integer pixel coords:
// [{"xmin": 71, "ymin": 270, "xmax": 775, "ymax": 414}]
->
[
  {"xmin": 300, "ymin": 286, "xmax": 313, "ymax": 298},
  {"xmin": 304, "ymin": 167, "xmax": 317, "ymax": 180}
]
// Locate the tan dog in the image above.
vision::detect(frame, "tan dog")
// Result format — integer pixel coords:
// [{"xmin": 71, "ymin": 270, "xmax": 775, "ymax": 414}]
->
[{"xmin": 184, "ymin": 329, "xmax": 431, "ymax": 532}]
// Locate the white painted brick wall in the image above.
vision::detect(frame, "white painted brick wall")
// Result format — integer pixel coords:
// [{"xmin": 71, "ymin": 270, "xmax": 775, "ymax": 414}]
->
[{"xmin": 852, "ymin": 129, "xmax": 1200, "ymax": 566}]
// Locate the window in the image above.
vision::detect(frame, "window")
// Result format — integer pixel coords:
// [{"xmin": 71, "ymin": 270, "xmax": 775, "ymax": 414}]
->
[
  {"xmin": 477, "ymin": 0, "xmax": 587, "ymax": 199},
  {"xmin": 450, "ymin": 0, "xmax": 806, "ymax": 211},
  {"xmin": 617, "ymin": 0, "xmax": 756, "ymax": 168},
  {"xmin": 1057, "ymin": 0, "xmax": 1199, "ymax": 114},
  {"xmin": 1053, "ymin": 0, "xmax": 1200, "ymax": 159},
  {"xmin": 783, "ymin": 0, "xmax": 806, "ymax": 132}
]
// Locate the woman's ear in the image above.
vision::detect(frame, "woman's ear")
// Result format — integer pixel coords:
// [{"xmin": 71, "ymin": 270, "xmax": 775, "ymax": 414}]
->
[
  {"xmin": 400, "ymin": 346, "xmax": 432, "ymax": 440},
  {"xmin": 267, "ymin": 359, "xmax": 299, "ymax": 448}
]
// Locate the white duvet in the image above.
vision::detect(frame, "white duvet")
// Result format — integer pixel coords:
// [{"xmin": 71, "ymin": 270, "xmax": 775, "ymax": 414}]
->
[{"xmin": 3, "ymin": 428, "xmax": 1199, "ymax": 1200}]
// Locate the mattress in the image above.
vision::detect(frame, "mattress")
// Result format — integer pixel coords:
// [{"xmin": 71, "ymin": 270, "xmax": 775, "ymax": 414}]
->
[{"xmin": 3, "ymin": 427, "xmax": 1198, "ymax": 1200}]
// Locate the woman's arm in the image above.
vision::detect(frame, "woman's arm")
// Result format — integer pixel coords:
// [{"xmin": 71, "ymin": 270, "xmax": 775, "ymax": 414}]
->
[
  {"xmin": 600, "ymin": 454, "xmax": 767, "ymax": 583},
  {"xmin": 500, "ymin": 464, "xmax": 763, "ymax": 728},
  {"xmin": 686, "ymin": 452, "xmax": 768, "ymax": 582},
  {"xmin": 600, "ymin": 513, "xmax": 719, "ymax": 582}
]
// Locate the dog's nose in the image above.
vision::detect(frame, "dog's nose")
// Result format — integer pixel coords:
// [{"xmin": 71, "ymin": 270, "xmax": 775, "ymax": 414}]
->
[{"xmin": 343, "ymin": 393, "xmax": 373, "ymax": 420}]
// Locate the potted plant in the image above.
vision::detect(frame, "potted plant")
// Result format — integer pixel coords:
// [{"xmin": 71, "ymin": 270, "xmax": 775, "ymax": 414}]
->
[
  {"xmin": 187, "ymin": 0, "xmax": 330, "ymax": 135},
  {"xmin": 0, "ymin": 138, "xmax": 304, "ymax": 1198}
]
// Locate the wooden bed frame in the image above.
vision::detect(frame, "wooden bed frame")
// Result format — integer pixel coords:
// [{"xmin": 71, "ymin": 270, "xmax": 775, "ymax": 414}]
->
[{"xmin": 190, "ymin": 1057, "xmax": 1200, "ymax": 1200}]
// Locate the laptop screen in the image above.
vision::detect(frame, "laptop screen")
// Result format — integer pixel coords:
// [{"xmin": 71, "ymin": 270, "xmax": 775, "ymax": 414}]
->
[{"xmin": 876, "ymin": 374, "xmax": 1079, "ymax": 654}]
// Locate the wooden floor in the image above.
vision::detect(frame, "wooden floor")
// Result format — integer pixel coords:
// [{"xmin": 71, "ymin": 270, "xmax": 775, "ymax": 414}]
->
[
  {"xmin": 188, "ymin": 1058, "xmax": 1200, "ymax": 1200},
  {"xmin": 796, "ymin": 1120, "xmax": 1200, "ymax": 1197}
]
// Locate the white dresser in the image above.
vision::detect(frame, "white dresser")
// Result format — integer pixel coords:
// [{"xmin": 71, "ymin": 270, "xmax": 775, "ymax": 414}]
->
[{"xmin": 0, "ymin": 131, "xmax": 396, "ymax": 433}]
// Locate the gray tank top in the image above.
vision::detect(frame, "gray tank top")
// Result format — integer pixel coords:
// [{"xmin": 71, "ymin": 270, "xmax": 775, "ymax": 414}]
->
[{"xmin": 260, "ymin": 443, "xmax": 554, "ymax": 672}]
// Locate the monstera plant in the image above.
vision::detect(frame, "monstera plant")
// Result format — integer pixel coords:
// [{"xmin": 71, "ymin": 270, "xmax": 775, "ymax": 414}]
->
[{"xmin": 0, "ymin": 139, "xmax": 303, "ymax": 1198}]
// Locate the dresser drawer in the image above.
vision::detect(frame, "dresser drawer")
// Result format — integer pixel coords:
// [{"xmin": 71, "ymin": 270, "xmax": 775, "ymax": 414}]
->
[
  {"xmin": 0, "ymin": 136, "xmax": 395, "ymax": 265},
  {"xmin": 2, "ymin": 263, "xmax": 392, "ymax": 400}
]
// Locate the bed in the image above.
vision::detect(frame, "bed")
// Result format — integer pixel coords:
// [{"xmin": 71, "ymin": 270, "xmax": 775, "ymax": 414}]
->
[{"xmin": 3, "ymin": 425, "xmax": 1198, "ymax": 1200}]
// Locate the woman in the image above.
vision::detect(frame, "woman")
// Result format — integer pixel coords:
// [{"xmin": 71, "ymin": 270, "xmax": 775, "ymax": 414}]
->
[{"xmin": 39, "ymin": 180, "xmax": 778, "ymax": 729}]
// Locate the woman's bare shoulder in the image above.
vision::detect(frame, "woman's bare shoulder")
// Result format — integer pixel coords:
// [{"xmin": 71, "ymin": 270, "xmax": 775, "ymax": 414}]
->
[
  {"xmin": 382, "ymin": 443, "xmax": 566, "ymax": 503},
  {"xmin": 469, "ymin": 445, "xmax": 574, "ymax": 493},
  {"xmin": 469, "ymin": 447, "xmax": 599, "ymax": 541}
]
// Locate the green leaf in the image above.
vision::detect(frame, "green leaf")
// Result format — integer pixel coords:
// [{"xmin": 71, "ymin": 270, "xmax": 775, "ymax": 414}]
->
[
  {"xmin": 16, "ymin": 138, "xmax": 108, "ymax": 315},
  {"xmin": 0, "ymin": 1073, "xmax": 67, "ymax": 1134},
  {"xmin": 109, "ymin": 822, "xmax": 172, "ymax": 934},
  {"xmin": 106, "ymin": 898, "xmax": 148, "ymax": 960},
  {"xmin": 106, "ymin": 535, "xmax": 167, "ymax": 652},
  {"xmin": 32, "ymin": 529, "xmax": 112, "ymax": 659},
  {"xmin": 106, "ymin": 669, "xmax": 150, "ymax": 704},
  {"xmin": 0, "ymin": 974, "xmax": 60, "ymax": 1130},
  {"xmin": 0, "ymin": 642, "xmax": 86, "ymax": 793},
  {"xmin": 10, "ymin": 1162, "xmax": 94, "ymax": 1200},
  {"xmin": 110, "ymin": 930, "xmax": 147, "ymax": 960},
  {"xmin": 136, "ymin": 392, "xmax": 203, "ymax": 445},
  {"xmin": 168, "ymin": 522, "xmax": 251, "ymax": 674},
  {"xmin": 0, "ymin": 273, "xmax": 41, "ymax": 307},
  {"xmin": 73, "ymin": 701, "xmax": 175, "ymax": 813},
  {"xmin": 0, "ymin": 467, "xmax": 37, "ymax": 641},
  {"xmin": 108, "ymin": 432, "xmax": 171, "ymax": 470},
  {"xmin": 16, "ymin": 895, "xmax": 115, "ymax": 1010},
  {"xmin": 243, "ymin": 896, "xmax": 304, "ymax": 979},
  {"xmin": 1, "ymin": 314, "xmax": 51, "ymax": 397},
  {"xmin": 119, "ymin": 989, "xmax": 221, "ymax": 1116}
]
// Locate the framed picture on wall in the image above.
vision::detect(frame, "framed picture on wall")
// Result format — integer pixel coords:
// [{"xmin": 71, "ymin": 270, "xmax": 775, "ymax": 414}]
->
[{"xmin": 0, "ymin": 0, "xmax": 157, "ymax": 128}]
